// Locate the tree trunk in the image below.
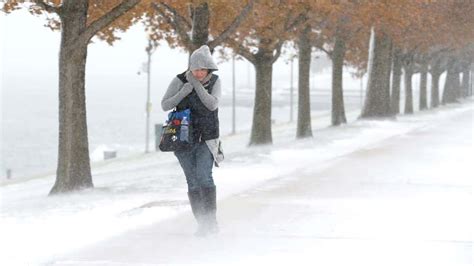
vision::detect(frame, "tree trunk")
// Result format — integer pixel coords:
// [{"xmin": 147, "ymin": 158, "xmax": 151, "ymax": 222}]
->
[
  {"xmin": 296, "ymin": 26, "xmax": 313, "ymax": 137},
  {"xmin": 430, "ymin": 72, "xmax": 441, "ymax": 108},
  {"xmin": 383, "ymin": 40, "xmax": 393, "ymax": 108},
  {"xmin": 360, "ymin": 29, "xmax": 392, "ymax": 118},
  {"xmin": 249, "ymin": 55, "xmax": 274, "ymax": 145},
  {"xmin": 191, "ymin": 2, "xmax": 210, "ymax": 52},
  {"xmin": 453, "ymin": 71, "xmax": 462, "ymax": 99},
  {"xmin": 331, "ymin": 28, "xmax": 347, "ymax": 126},
  {"xmin": 442, "ymin": 58, "xmax": 458, "ymax": 104},
  {"xmin": 468, "ymin": 61, "xmax": 474, "ymax": 96},
  {"xmin": 390, "ymin": 48, "xmax": 402, "ymax": 115},
  {"xmin": 429, "ymin": 57, "xmax": 444, "ymax": 108},
  {"xmin": 461, "ymin": 63, "xmax": 471, "ymax": 97},
  {"xmin": 419, "ymin": 60, "xmax": 428, "ymax": 110},
  {"xmin": 404, "ymin": 63, "xmax": 414, "ymax": 114},
  {"xmin": 50, "ymin": 1, "xmax": 93, "ymax": 194}
]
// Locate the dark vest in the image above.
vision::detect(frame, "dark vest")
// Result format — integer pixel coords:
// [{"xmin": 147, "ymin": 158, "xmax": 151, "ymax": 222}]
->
[{"xmin": 175, "ymin": 71, "xmax": 219, "ymax": 142}]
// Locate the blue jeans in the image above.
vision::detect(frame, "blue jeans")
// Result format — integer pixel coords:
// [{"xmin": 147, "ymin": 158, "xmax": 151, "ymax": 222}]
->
[{"xmin": 174, "ymin": 142, "xmax": 215, "ymax": 191}]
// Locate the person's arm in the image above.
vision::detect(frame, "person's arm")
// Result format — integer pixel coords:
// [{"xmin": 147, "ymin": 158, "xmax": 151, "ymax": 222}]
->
[
  {"xmin": 187, "ymin": 74, "xmax": 221, "ymax": 111},
  {"xmin": 161, "ymin": 77, "xmax": 193, "ymax": 111},
  {"xmin": 195, "ymin": 78, "xmax": 221, "ymax": 111}
]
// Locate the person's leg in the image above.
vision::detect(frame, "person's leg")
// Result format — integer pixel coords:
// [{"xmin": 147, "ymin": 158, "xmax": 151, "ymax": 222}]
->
[
  {"xmin": 195, "ymin": 142, "xmax": 218, "ymax": 234},
  {"xmin": 195, "ymin": 142, "xmax": 215, "ymax": 189},
  {"xmin": 201, "ymin": 186, "xmax": 218, "ymax": 234},
  {"xmin": 175, "ymin": 146, "xmax": 205, "ymax": 235},
  {"xmin": 174, "ymin": 147, "xmax": 199, "ymax": 191}
]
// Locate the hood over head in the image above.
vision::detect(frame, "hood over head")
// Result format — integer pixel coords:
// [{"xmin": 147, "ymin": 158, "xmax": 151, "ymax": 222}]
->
[{"xmin": 189, "ymin": 45, "xmax": 218, "ymax": 72}]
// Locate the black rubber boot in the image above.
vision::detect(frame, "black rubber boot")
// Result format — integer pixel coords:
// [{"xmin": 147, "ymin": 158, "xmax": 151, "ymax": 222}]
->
[
  {"xmin": 202, "ymin": 186, "xmax": 219, "ymax": 235},
  {"xmin": 187, "ymin": 189, "xmax": 206, "ymax": 237}
]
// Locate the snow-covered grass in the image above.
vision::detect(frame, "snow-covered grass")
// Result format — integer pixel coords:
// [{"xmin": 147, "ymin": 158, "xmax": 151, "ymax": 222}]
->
[{"xmin": 1, "ymin": 99, "xmax": 472, "ymax": 266}]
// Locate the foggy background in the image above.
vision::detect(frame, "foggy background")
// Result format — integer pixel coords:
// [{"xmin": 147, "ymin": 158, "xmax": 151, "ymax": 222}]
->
[{"xmin": 1, "ymin": 9, "xmax": 365, "ymax": 179}]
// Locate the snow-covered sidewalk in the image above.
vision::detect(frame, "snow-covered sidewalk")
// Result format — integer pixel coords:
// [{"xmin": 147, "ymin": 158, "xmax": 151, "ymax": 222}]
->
[
  {"xmin": 1, "ymin": 101, "xmax": 472, "ymax": 266},
  {"xmin": 48, "ymin": 103, "xmax": 473, "ymax": 266}
]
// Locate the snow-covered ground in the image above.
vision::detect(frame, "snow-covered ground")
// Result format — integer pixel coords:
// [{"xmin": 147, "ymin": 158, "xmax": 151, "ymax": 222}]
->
[{"xmin": 0, "ymin": 99, "xmax": 472, "ymax": 266}]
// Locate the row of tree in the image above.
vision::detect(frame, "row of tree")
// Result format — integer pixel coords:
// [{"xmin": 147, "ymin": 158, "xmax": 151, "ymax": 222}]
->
[{"xmin": 3, "ymin": 0, "xmax": 473, "ymax": 194}]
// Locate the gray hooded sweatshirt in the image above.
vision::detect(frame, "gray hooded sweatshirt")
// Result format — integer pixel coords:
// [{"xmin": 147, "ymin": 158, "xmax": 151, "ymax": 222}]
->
[{"xmin": 161, "ymin": 45, "xmax": 224, "ymax": 165}]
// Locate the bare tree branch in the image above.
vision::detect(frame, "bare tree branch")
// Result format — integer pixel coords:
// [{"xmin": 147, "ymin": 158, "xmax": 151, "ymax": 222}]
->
[
  {"xmin": 32, "ymin": 0, "xmax": 61, "ymax": 14},
  {"xmin": 282, "ymin": 9, "xmax": 293, "ymax": 31},
  {"xmin": 152, "ymin": 2, "xmax": 192, "ymax": 51},
  {"xmin": 207, "ymin": 0, "xmax": 255, "ymax": 50},
  {"xmin": 314, "ymin": 44, "xmax": 332, "ymax": 58},
  {"xmin": 78, "ymin": 0, "xmax": 140, "ymax": 45},
  {"xmin": 285, "ymin": 12, "xmax": 308, "ymax": 32},
  {"xmin": 238, "ymin": 45, "xmax": 257, "ymax": 65},
  {"xmin": 350, "ymin": 26, "xmax": 364, "ymax": 39},
  {"xmin": 160, "ymin": 1, "xmax": 192, "ymax": 29}
]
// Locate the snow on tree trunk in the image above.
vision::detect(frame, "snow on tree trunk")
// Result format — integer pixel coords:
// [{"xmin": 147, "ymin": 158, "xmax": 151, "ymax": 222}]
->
[
  {"xmin": 360, "ymin": 28, "xmax": 392, "ymax": 118},
  {"xmin": 390, "ymin": 48, "xmax": 402, "ymax": 115},
  {"xmin": 249, "ymin": 55, "xmax": 274, "ymax": 145},
  {"xmin": 331, "ymin": 28, "xmax": 347, "ymax": 126},
  {"xmin": 50, "ymin": 1, "xmax": 93, "ymax": 194},
  {"xmin": 296, "ymin": 26, "xmax": 313, "ymax": 138}
]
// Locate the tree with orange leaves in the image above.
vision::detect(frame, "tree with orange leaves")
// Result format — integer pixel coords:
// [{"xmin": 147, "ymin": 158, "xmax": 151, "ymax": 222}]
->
[
  {"xmin": 380, "ymin": 1, "xmax": 472, "ymax": 112},
  {"xmin": 309, "ymin": 1, "xmax": 366, "ymax": 126},
  {"xmin": 145, "ymin": 0, "xmax": 255, "ymax": 54},
  {"xmin": 355, "ymin": 0, "xmax": 423, "ymax": 119},
  {"xmin": 221, "ymin": 0, "xmax": 306, "ymax": 145},
  {"xmin": 294, "ymin": 1, "xmax": 329, "ymax": 137},
  {"xmin": 335, "ymin": 1, "xmax": 442, "ymax": 116},
  {"xmin": 393, "ymin": 1, "xmax": 449, "ymax": 113},
  {"xmin": 2, "ymin": 0, "xmax": 147, "ymax": 194},
  {"xmin": 436, "ymin": 2, "xmax": 474, "ymax": 105}
]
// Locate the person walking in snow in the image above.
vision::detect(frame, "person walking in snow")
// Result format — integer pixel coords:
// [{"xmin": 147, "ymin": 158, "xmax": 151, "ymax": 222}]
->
[{"xmin": 161, "ymin": 45, "xmax": 224, "ymax": 237}]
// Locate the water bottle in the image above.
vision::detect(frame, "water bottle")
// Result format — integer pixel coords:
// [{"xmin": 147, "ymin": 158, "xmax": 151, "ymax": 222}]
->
[{"xmin": 180, "ymin": 116, "xmax": 189, "ymax": 142}]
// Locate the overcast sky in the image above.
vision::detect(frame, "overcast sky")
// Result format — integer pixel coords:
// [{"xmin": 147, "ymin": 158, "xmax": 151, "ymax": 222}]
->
[
  {"xmin": 0, "ymin": 9, "xmax": 344, "ymax": 96},
  {"xmin": 1, "ymin": 9, "xmax": 198, "ymax": 92}
]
